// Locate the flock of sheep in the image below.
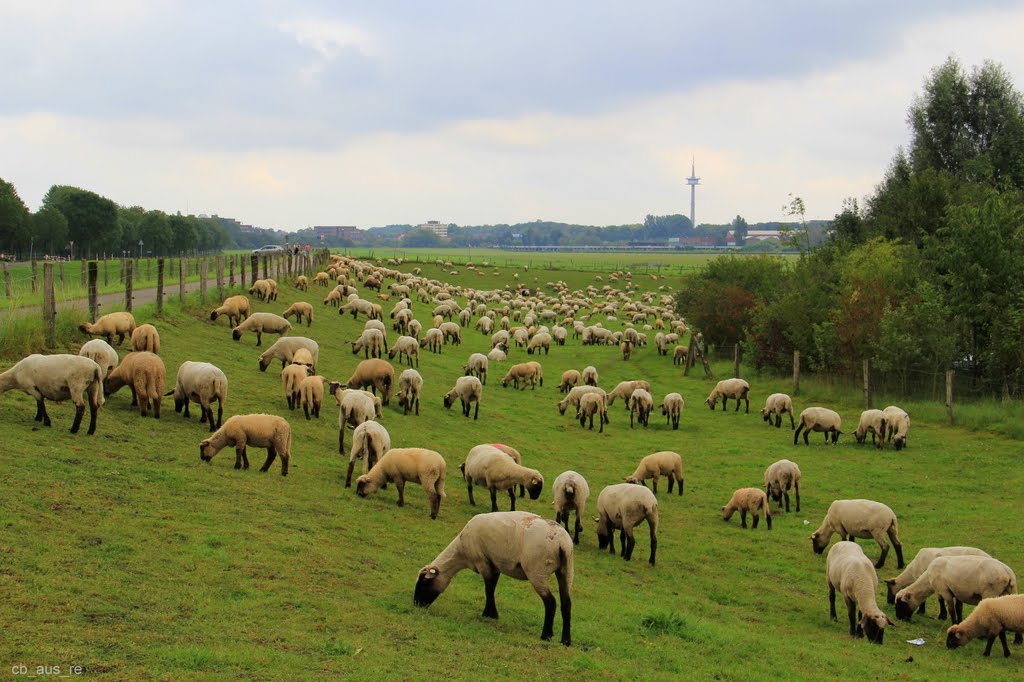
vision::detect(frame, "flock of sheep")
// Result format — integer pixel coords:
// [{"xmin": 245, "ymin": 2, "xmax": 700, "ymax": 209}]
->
[{"xmin": 1, "ymin": 252, "xmax": 1021, "ymax": 660}]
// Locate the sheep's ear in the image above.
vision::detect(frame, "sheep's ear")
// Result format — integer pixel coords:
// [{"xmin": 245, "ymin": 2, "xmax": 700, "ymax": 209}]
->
[
  {"xmin": 883, "ymin": 578, "xmax": 895, "ymax": 586},
  {"xmin": 884, "ymin": 615, "xmax": 895, "ymax": 626},
  {"xmin": 719, "ymin": 506, "xmax": 726, "ymax": 511},
  {"xmin": 200, "ymin": 439, "xmax": 210, "ymax": 447}
]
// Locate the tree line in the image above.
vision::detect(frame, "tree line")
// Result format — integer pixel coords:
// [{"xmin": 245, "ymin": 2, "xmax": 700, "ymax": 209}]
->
[{"xmin": 676, "ymin": 57, "xmax": 1024, "ymax": 399}]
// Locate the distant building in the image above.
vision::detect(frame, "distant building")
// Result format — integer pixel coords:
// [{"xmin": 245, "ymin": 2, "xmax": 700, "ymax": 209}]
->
[
  {"xmin": 312, "ymin": 225, "xmax": 361, "ymax": 240},
  {"xmin": 418, "ymin": 220, "xmax": 450, "ymax": 239},
  {"xmin": 726, "ymin": 229, "xmax": 785, "ymax": 245}
]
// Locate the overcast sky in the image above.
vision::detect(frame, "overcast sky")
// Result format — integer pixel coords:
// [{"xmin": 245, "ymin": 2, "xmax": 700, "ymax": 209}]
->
[{"xmin": 3, "ymin": 1, "xmax": 1024, "ymax": 231}]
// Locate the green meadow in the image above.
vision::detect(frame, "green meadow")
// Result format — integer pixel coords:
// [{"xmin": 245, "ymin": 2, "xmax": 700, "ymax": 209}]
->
[{"xmin": 1, "ymin": 254, "xmax": 1021, "ymax": 680}]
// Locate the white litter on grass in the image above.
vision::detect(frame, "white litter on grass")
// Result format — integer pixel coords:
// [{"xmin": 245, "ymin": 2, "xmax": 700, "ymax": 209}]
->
[
  {"xmin": 906, "ymin": 638, "xmax": 926, "ymax": 646},
  {"xmin": 803, "ymin": 520, "xmax": 810, "ymax": 525}
]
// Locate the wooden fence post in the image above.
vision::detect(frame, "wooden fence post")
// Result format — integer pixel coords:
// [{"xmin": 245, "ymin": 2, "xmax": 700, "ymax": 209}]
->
[
  {"xmin": 125, "ymin": 260, "xmax": 133, "ymax": 312},
  {"xmin": 733, "ymin": 343, "xmax": 741, "ymax": 379},
  {"xmin": 42, "ymin": 263, "xmax": 56, "ymax": 348},
  {"xmin": 792, "ymin": 350, "xmax": 800, "ymax": 396},
  {"xmin": 104, "ymin": 257, "xmax": 109, "ymax": 288},
  {"xmin": 179, "ymin": 258, "xmax": 186, "ymax": 302},
  {"xmin": 261, "ymin": 255, "xmax": 268, "ymax": 280},
  {"xmin": 31, "ymin": 260, "xmax": 38, "ymax": 293},
  {"xmin": 200, "ymin": 258, "xmax": 207, "ymax": 303},
  {"xmin": 240, "ymin": 256, "xmax": 246, "ymax": 287},
  {"xmin": 230, "ymin": 257, "xmax": 235, "ymax": 288},
  {"xmin": 58, "ymin": 260, "xmax": 64, "ymax": 287},
  {"xmin": 863, "ymin": 359, "xmax": 873, "ymax": 409},
  {"xmin": 156, "ymin": 258, "xmax": 165, "ymax": 316},
  {"xmin": 946, "ymin": 370, "xmax": 954, "ymax": 425},
  {"xmin": 251, "ymin": 254, "xmax": 259, "ymax": 285},
  {"xmin": 81, "ymin": 258, "xmax": 87, "ymax": 289},
  {"xmin": 119, "ymin": 257, "xmax": 125, "ymax": 284},
  {"xmin": 146, "ymin": 257, "xmax": 152, "ymax": 282},
  {"xmin": 88, "ymin": 261, "xmax": 99, "ymax": 321},
  {"xmin": 2, "ymin": 263, "xmax": 10, "ymax": 298}
]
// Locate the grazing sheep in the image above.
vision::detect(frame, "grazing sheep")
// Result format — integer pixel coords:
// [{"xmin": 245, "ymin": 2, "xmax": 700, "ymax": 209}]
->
[
  {"xmin": 606, "ymin": 380, "xmax": 651, "ymax": 408},
  {"xmin": 167, "ymin": 360, "xmax": 227, "ymax": 431},
  {"xmin": 340, "ymin": 359, "xmax": 394, "ymax": 406},
  {"xmin": 356, "ymin": 448, "xmax": 447, "ymax": 519},
  {"xmin": 794, "ymin": 407, "xmax": 843, "ymax": 445},
  {"xmin": 761, "ymin": 393, "xmax": 795, "ymax": 429},
  {"xmin": 294, "ymin": 275, "xmax": 308, "ymax": 291},
  {"xmin": 463, "ymin": 353, "xmax": 489, "ymax": 385},
  {"xmin": 350, "ymin": 328, "xmax": 387, "ymax": 359},
  {"xmin": 853, "ymin": 409, "xmax": 887, "ymax": 448},
  {"xmin": 281, "ymin": 362, "xmax": 312, "ymax": 410},
  {"xmin": 78, "ymin": 339, "xmax": 118, "ymax": 381},
  {"xmin": 460, "ymin": 444, "xmax": 543, "ymax": 511},
  {"xmin": 882, "ymin": 405, "xmax": 910, "ymax": 450},
  {"xmin": 79, "ymin": 311, "xmax": 137, "ymax": 346},
  {"xmin": 946, "ymin": 594, "xmax": 1024, "ymax": 657},
  {"xmin": 414, "ymin": 511, "xmax": 574, "ymax": 645},
  {"xmin": 659, "ymin": 392, "xmax": 684, "ymax": 430},
  {"xmin": 558, "ymin": 369, "xmax": 582, "ymax": 394},
  {"xmin": 299, "ymin": 374, "xmax": 326, "ymax": 420},
  {"xmin": 209, "ymin": 295, "xmax": 251, "ymax": 326},
  {"xmin": 199, "ymin": 414, "xmax": 291, "ymax": 475},
  {"xmin": 811, "ymin": 499, "xmax": 904, "ymax": 569},
  {"xmin": 231, "ymin": 312, "xmax": 291, "ymax": 346},
  {"xmin": 625, "ymin": 451, "xmax": 683, "ymax": 496},
  {"xmin": 130, "ymin": 324, "xmax": 161, "ymax": 354},
  {"xmin": 0, "ymin": 354, "xmax": 104, "ymax": 434},
  {"xmin": 329, "ymin": 385, "xmax": 383, "ymax": 453},
  {"xmin": 895, "ymin": 555, "xmax": 1017, "ymax": 624},
  {"xmin": 628, "ymin": 388, "xmax": 653, "ymax": 428},
  {"xmin": 104, "ymin": 351, "xmax": 166, "ymax": 418},
  {"xmin": 346, "ymin": 421, "xmax": 392, "ymax": 487},
  {"xmin": 257, "ymin": 337, "xmax": 319, "ymax": 372},
  {"xmin": 721, "ymin": 487, "xmax": 771, "ymax": 529},
  {"xmin": 553, "ymin": 471, "xmax": 590, "ymax": 545},
  {"xmin": 577, "ymin": 392, "xmax": 607, "ymax": 432},
  {"xmin": 439, "ymin": 321, "xmax": 462, "ymax": 345},
  {"xmin": 557, "ymin": 386, "xmax": 609, "ymax": 422},
  {"xmin": 388, "ymin": 335, "xmax": 420, "ymax": 368},
  {"xmin": 826, "ymin": 541, "xmax": 893, "ymax": 643},
  {"xmin": 282, "ymin": 301, "xmax": 314, "ymax": 327},
  {"xmin": 323, "ymin": 288, "xmax": 343, "ymax": 307},
  {"xmin": 487, "ymin": 347, "xmax": 506, "ymax": 362},
  {"xmin": 763, "ymin": 459, "xmax": 801, "ymax": 512},
  {"xmin": 443, "ymin": 376, "xmax": 483, "ymax": 420},
  {"xmin": 397, "ymin": 368, "xmax": 423, "ymax": 416},
  {"xmin": 884, "ymin": 547, "xmax": 991, "ymax": 612},
  {"xmin": 596, "ymin": 483, "xmax": 659, "ymax": 566},
  {"xmin": 581, "ymin": 365, "xmax": 599, "ymax": 386},
  {"xmin": 501, "ymin": 362, "xmax": 542, "ymax": 390},
  {"xmin": 705, "ymin": 378, "xmax": 750, "ymax": 413},
  {"xmin": 420, "ymin": 327, "xmax": 444, "ymax": 353},
  {"xmin": 672, "ymin": 345, "xmax": 687, "ymax": 366},
  {"xmin": 527, "ymin": 332, "xmax": 552, "ymax": 355},
  {"xmin": 248, "ymin": 278, "xmax": 277, "ymax": 302},
  {"xmin": 619, "ymin": 340, "xmax": 633, "ymax": 361}
]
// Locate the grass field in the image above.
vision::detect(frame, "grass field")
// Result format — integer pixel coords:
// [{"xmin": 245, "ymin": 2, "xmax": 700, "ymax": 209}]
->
[{"xmin": 1, "ymin": 256, "xmax": 1022, "ymax": 680}]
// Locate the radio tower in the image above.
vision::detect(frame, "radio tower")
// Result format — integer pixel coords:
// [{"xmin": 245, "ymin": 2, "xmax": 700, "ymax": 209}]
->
[{"xmin": 686, "ymin": 157, "xmax": 700, "ymax": 229}]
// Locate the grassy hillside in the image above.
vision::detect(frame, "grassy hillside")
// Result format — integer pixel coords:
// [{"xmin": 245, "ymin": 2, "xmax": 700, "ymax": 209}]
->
[{"xmin": 1, "ymin": 258, "xmax": 1021, "ymax": 680}]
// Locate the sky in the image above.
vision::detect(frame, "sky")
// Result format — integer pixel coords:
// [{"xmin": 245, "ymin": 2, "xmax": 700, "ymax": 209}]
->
[{"xmin": 3, "ymin": 1, "xmax": 1024, "ymax": 232}]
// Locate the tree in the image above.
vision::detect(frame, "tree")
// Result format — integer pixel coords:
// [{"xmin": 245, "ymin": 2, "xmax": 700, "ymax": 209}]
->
[
  {"xmin": 0, "ymin": 177, "xmax": 30, "ymax": 254},
  {"xmin": 138, "ymin": 210, "xmax": 172, "ymax": 255},
  {"xmin": 401, "ymin": 229, "xmax": 442, "ymax": 248},
  {"xmin": 32, "ymin": 206, "xmax": 69, "ymax": 255},
  {"xmin": 168, "ymin": 214, "xmax": 198, "ymax": 254},
  {"xmin": 42, "ymin": 185, "xmax": 119, "ymax": 257},
  {"xmin": 730, "ymin": 215, "xmax": 749, "ymax": 246}
]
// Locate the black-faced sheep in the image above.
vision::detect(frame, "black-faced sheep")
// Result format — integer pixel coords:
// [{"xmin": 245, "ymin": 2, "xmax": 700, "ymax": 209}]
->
[
  {"xmin": 346, "ymin": 421, "xmax": 392, "ymax": 487},
  {"xmin": 882, "ymin": 405, "xmax": 910, "ymax": 450},
  {"xmin": 721, "ymin": 487, "xmax": 771, "ymax": 530},
  {"xmin": 811, "ymin": 499, "xmax": 904, "ymax": 569},
  {"xmin": 596, "ymin": 483, "xmax": 659, "ymax": 566},
  {"xmin": 463, "ymin": 353, "xmax": 489, "ymax": 385},
  {"xmin": 299, "ymin": 374, "xmax": 326, "ymax": 420},
  {"xmin": 282, "ymin": 301, "xmax": 314, "ymax": 327},
  {"xmin": 281, "ymin": 363, "xmax": 312, "ymax": 410},
  {"xmin": 356, "ymin": 447, "xmax": 447, "ymax": 519},
  {"xmin": 853, "ymin": 409, "xmax": 886, "ymax": 448},
  {"xmin": 414, "ymin": 511, "xmax": 574, "ymax": 645},
  {"xmin": 794, "ymin": 407, "xmax": 842, "ymax": 445},
  {"xmin": 329, "ymin": 385, "xmax": 383, "ymax": 453},
  {"xmin": 527, "ymin": 332, "xmax": 551, "ymax": 355},
  {"xmin": 460, "ymin": 444, "xmax": 543, "ymax": 511},
  {"xmin": 209, "ymin": 295, "xmax": 251, "ymax": 326},
  {"xmin": 78, "ymin": 339, "xmax": 118, "ymax": 381},
  {"xmin": 199, "ymin": 413, "xmax": 291, "ymax": 475},
  {"xmin": 130, "ymin": 324, "xmax": 161, "ymax": 354},
  {"xmin": 578, "ymin": 392, "xmax": 607, "ymax": 432},
  {"xmin": 628, "ymin": 388, "xmax": 653, "ymax": 428},
  {"xmin": 763, "ymin": 459, "xmax": 801, "ymax": 512},
  {"xmin": 397, "ymin": 368, "xmax": 422, "ymax": 416},
  {"xmin": 581, "ymin": 365, "xmax": 598, "ymax": 386},
  {"xmin": 705, "ymin": 378, "xmax": 750, "ymax": 413},
  {"xmin": 761, "ymin": 392, "xmax": 795, "ymax": 429},
  {"xmin": 104, "ymin": 351, "xmax": 166, "ymax": 418},
  {"xmin": 0, "ymin": 354, "xmax": 104, "ymax": 434},
  {"xmin": 420, "ymin": 327, "xmax": 444, "ymax": 353},
  {"xmin": 558, "ymin": 369, "xmax": 582, "ymax": 394},
  {"xmin": 895, "ymin": 555, "xmax": 1017, "ymax": 625},
  {"xmin": 659, "ymin": 392, "xmax": 684, "ymax": 430},
  {"xmin": 826, "ymin": 541, "xmax": 893, "ymax": 643},
  {"xmin": 606, "ymin": 380, "xmax": 651, "ymax": 408},
  {"xmin": 625, "ymin": 451, "xmax": 683, "ymax": 496},
  {"xmin": 340, "ymin": 359, "xmax": 394, "ymax": 406},
  {"xmin": 231, "ymin": 312, "xmax": 291, "ymax": 346},
  {"xmin": 79, "ymin": 311, "xmax": 137, "ymax": 346},
  {"xmin": 350, "ymin": 327, "xmax": 387, "ymax": 359},
  {"xmin": 501, "ymin": 362, "xmax": 542, "ymax": 390},
  {"xmin": 884, "ymin": 546, "xmax": 991, "ymax": 613},
  {"xmin": 167, "ymin": 360, "xmax": 227, "ymax": 432},
  {"xmin": 946, "ymin": 594, "xmax": 1024, "ymax": 657},
  {"xmin": 257, "ymin": 337, "xmax": 319, "ymax": 372},
  {"xmin": 553, "ymin": 471, "xmax": 590, "ymax": 545},
  {"xmin": 388, "ymin": 335, "xmax": 420, "ymax": 368}
]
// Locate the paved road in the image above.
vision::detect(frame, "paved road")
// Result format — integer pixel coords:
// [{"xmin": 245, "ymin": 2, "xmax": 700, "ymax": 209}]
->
[{"xmin": 2, "ymin": 276, "xmax": 231, "ymax": 318}]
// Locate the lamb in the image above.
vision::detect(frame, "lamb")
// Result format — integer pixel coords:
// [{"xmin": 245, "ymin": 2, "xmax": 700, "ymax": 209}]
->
[
  {"xmin": 763, "ymin": 459, "xmax": 801, "ymax": 512},
  {"xmin": 946, "ymin": 594, "xmax": 1024, "ymax": 657},
  {"xmin": 209, "ymin": 295, "xmax": 251, "ymax": 326},
  {"xmin": 79, "ymin": 311, "xmax": 136, "ymax": 346},
  {"xmin": 581, "ymin": 365, "xmax": 599, "ymax": 386},
  {"xmin": 558, "ymin": 369, "xmax": 582, "ymax": 394},
  {"xmin": 625, "ymin": 451, "xmax": 684, "ymax": 496},
  {"xmin": 199, "ymin": 413, "xmax": 291, "ymax": 475},
  {"xmin": 811, "ymin": 499, "xmax": 904, "ymax": 569},
  {"xmin": 322, "ymin": 288, "xmax": 343, "ymax": 307},
  {"xmin": 248, "ymin": 278, "xmax": 277, "ymax": 302},
  {"xmin": 345, "ymin": 421, "xmax": 392, "ymax": 487},
  {"xmin": 257, "ymin": 337, "xmax": 319, "ymax": 372},
  {"xmin": 388, "ymin": 335, "xmax": 420, "ymax": 368},
  {"xmin": 884, "ymin": 547, "xmax": 991, "ymax": 613},
  {"xmin": 826, "ymin": 541, "xmax": 894, "ymax": 643},
  {"xmin": 294, "ymin": 274, "xmax": 308, "ymax": 291},
  {"xmin": 659, "ymin": 392, "xmax": 684, "ymax": 430},
  {"xmin": 794, "ymin": 407, "xmax": 843, "ymax": 445},
  {"xmin": 282, "ymin": 301, "xmax": 314, "ymax": 327},
  {"xmin": 526, "ymin": 332, "xmax": 552, "ymax": 355},
  {"xmin": 397, "ymin": 368, "xmax": 423, "ymax": 416},
  {"xmin": 577, "ymin": 392, "xmax": 607, "ymax": 432},
  {"xmin": 414, "ymin": 511, "xmax": 574, "ymax": 645},
  {"xmin": 853, "ymin": 409, "xmax": 887, "ymax": 447},
  {"xmin": 443, "ymin": 375, "xmax": 483, "ymax": 420},
  {"xmin": 130, "ymin": 324, "xmax": 161, "ymax": 354},
  {"xmin": 595, "ymin": 483, "xmax": 659, "ymax": 566},
  {"xmin": 298, "ymin": 374, "xmax": 326, "ymax": 420},
  {"xmin": 761, "ymin": 392, "xmax": 795, "ymax": 429},
  {"xmin": 281, "ymin": 362, "xmax": 312, "ymax": 410},
  {"xmin": 339, "ymin": 359, "xmax": 394, "ymax": 406},
  {"xmin": 721, "ymin": 488, "xmax": 771, "ymax": 529},
  {"xmin": 78, "ymin": 339, "xmax": 118, "ymax": 380},
  {"xmin": 501, "ymin": 362, "xmax": 542, "ymax": 390},
  {"xmin": 356, "ymin": 448, "xmax": 447, "ymax": 519},
  {"xmin": 104, "ymin": 351, "xmax": 166, "ymax": 418},
  {"xmin": 606, "ymin": 380, "xmax": 651, "ymax": 408},
  {"xmin": 463, "ymin": 353, "xmax": 489, "ymax": 385},
  {"xmin": 167, "ymin": 360, "xmax": 227, "ymax": 431},
  {"xmin": 231, "ymin": 312, "xmax": 291, "ymax": 346},
  {"xmin": 882, "ymin": 405, "xmax": 910, "ymax": 450},
  {"xmin": 460, "ymin": 444, "xmax": 543, "ymax": 511},
  {"xmin": 628, "ymin": 388, "xmax": 654, "ymax": 428},
  {"xmin": 895, "ymin": 555, "xmax": 1017, "ymax": 624},
  {"xmin": 705, "ymin": 378, "xmax": 750, "ymax": 413},
  {"xmin": 553, "ymin": 471, "xmax": 590, "ymax": 545},
  {"xmin": 350, "ymin": 328, "xmax": 387, "ymax": 359},
  {"xmin": 0, "ymin": 354, "xmax": 104, "ymax": 434}
]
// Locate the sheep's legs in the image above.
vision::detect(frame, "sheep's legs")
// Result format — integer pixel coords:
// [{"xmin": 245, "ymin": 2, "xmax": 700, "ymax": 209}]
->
[
  {"xmin": 794, "ymin": 483, "xmax": 800, "ymax": 512},
  {"xmin": 70, "ymin": 403, "xmax": 85, "ymax": 434},
  {"xmin": 573, "ymin": 511, "xmax": 582, "ymax": 545},
  {"xmin": 538, "ymin": 590, "xmax": 557, "ymax": 642},
  {"xmin": 998, "ymin": 631, "xmax": 1011, "ymax": 657},
  {"xmin": 783, "ymin": 491, "xmax": 791, "ymax": 512},
  {"xmin": 888, "ymin": 530, "xmax": 905, "ymax": 568},
  {"xmin": 829, "ymin": 584, "xmax": 837, "ymax": 620},
  {"xmin": 466, "ymin": 480, "xmax": 476, "ymax": 506},
  {"xmin": 845, "ymin": 597, "xmax": 859, "ymax": 637},
  {"xmin": 508, "ymin": 488, "xmax": 517, "ymax": 512},
  {"xmin": 557, "ymin": 568, "xmax": 572, "ymax": 646},
  {"xmin": 428, "ymin": 490, "xmax": 441, "ymax": 519},
  {"xmin": 794, "ymin": 423, "xmax": 804, "ymax": 445},
  {"xmin": 345, "ymin": 462, "xmax": 356, "ymax": 487},
  {"xmin": 740, "ymin": 510, "xmax": 748, "ymax": 529},
  {"xmin": 489, "ymin": 487, "xmax": 499, "ymax": 513},
  {"xmin": 481, "ymin": 567, "xmax": 500, "ymax": 619},
  {"xmin": 34, "ymin": 398, "xmax": 50, "ymax": 425},
  {"xmin": 87, "ymin": 400, "xmax": 98, "ymax": 435},
  {"xmin": 954, "ymin": 599, "xmax": 964, "ymax": 625},
  {"xmin": 259, "ymin": 445, "xmax": 277, "ymax": 473},
  {"xmin": 473, "ymin": 401, "xmax": 479, "ymax": 420},
  {"xmin": 752, "ymin": 513, "xmax": 760, "ymax": 529},
  {"xmin": 234, "ymin": 446, "xmax": 249, "ymax": 470}
]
